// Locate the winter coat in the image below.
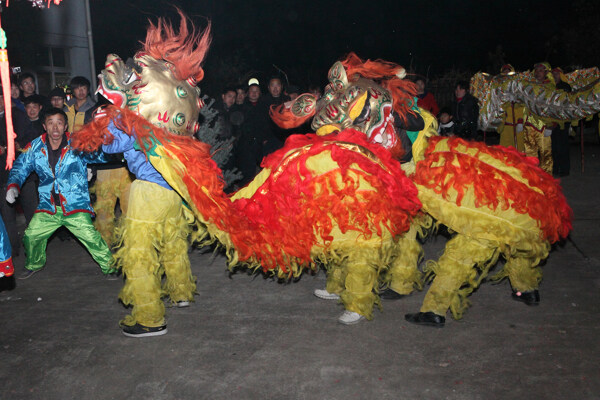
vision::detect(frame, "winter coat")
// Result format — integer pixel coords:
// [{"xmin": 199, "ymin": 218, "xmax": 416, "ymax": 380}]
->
[
  {"xmin": 452, "ymin": 93, "xmax": 479, "ymax": 139},
  {"xmin": 8, "ymin": 132, "xmax": 106, "ymax": 215}
]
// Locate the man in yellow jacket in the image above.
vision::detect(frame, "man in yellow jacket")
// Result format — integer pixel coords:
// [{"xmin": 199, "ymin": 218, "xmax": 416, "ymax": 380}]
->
[
  {"xmin": 522, "ymin": 63, "xmax": 554, "ymax": 174},
  {"xmin": 65, "ymin": 76, "xmax": 134, "ymax": 245},
  {"xmin": 497, "ymin": 65, "xmax": 525, "ymax": 151},
  {"xmin": 64, "ymin": 76, "xmax": 96, "ymax": 133}
]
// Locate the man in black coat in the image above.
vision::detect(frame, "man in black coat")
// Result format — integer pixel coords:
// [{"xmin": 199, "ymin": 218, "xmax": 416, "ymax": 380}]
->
[
  {"xmin": 0, "ymin": 89, "xmax": 40, "ymax": 256},
  {"xmin": 452, "ymin": 81, "xmax": 479, "ymax": 140}
]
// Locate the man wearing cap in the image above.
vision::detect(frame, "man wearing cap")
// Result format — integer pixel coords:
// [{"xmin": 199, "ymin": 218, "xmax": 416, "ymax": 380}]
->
[{"xmin": 522, "ymin": 62, "xmax": 554, "ymax": 174}]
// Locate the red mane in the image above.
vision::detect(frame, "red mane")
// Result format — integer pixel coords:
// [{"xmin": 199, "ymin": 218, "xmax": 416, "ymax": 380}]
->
[{"xmin": 142, "ymin": 9, "xmax": 211, "ymax": 83}]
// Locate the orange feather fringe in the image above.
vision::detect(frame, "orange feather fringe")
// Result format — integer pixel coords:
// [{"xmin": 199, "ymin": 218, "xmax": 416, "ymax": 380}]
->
[{"xmin": 413, "ymin": 136, "xmax": 572, "ymax": 243}]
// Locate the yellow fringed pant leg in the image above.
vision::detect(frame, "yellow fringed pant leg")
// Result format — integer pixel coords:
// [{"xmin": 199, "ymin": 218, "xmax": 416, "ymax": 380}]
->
[
  {"xmin": 116, "ymin": 180, "xmax": 195, "ymax": 328},
  {"xmin": 421, "ymin": 234, "xmax": 496, "ymax": 319},
  {"xmin": 386, "ymin": 226, "xmax": 423, "ymax": 295},
  {"xmin": 340, "ymin": 259, "xmax": 378, "ymax": 319},
  {"xmin": 502, "ymin": 256, "xmax": 542, "ymax": 293},
  {"xmin": 523, "ymin": 126, "xmax": 553, "ymax": 174},
  {"xmin": 93, "ymin": 167, "xmax": 134, "ymax": 245},
  {"xmin": 324, "ymin": 247, "xmax": 381, "ymax": 320}
]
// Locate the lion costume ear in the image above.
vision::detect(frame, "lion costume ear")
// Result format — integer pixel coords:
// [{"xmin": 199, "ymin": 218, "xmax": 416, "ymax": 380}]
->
[
  {"xmin": 327, "ymin": 61, "xmax": 349, "ymax": 91},
  {"xmin": 270, "ymin": 93, "xmax": 318, "ymax": 129}
]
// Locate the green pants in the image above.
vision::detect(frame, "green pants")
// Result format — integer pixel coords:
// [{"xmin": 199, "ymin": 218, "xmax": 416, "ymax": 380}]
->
[{"xmin": 24, "ymin": 208, "xmax": 113, "ymax": 272}]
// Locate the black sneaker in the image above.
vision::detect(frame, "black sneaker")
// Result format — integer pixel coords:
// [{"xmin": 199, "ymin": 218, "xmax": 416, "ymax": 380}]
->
[
  {"xmin": 17, "ymin": 269, "xmax": 39, "ymax": 280},
  {"xmin": 511, "ymin": 290, "xmax": 540, "ymax": 306},
  {"xmin": 379, "ymin": 288, "xmax": 406, "ymax": 300},
  {"xmin": 121, "ymin": 323, "xmax": 168, "ymax": 338}
]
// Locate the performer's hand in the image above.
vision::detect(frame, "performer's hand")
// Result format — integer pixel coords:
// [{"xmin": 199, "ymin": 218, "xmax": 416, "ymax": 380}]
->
[
  {"xmin": 6, "ymin": 187, "xmax": 19, "ymax": 204},
  {"xmin": 87, "ymin": 168, "xmax": 93, "ymax": 181}
]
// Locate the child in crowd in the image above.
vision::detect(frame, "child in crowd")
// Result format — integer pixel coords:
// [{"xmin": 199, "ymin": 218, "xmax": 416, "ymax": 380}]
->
[{"xmin": 437, "ymin": 108, "xmax": 454, "ymax": 136}]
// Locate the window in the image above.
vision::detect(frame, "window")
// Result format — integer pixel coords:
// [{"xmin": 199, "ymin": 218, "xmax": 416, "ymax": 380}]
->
[{"xmin": 35, "ymin": 46, "xmax": 70, "ymax": 94}]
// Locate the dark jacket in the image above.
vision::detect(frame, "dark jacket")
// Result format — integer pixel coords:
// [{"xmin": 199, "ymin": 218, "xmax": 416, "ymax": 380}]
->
[
  {"xmin": 0, "ymin": 107, "xmax": 37, "ymax": 185},
  {"xmin": 452, "ymin": 93, "xmax": 479, "ymax": 140}
]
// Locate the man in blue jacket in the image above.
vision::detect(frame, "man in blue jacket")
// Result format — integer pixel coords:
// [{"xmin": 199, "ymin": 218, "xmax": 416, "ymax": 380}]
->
[{"xmin": 6, "ymin": 108, "xmax": 114, "ymax": 279}]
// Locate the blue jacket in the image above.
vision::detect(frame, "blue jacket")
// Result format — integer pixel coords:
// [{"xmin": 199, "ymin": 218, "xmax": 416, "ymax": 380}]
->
[
  {"xmin": 8, "ymin": 133, "xmax": 106, "ymax": 216},
  {"xmin": 102, "ymin": 122, "xmax": 172, "ymax": 191}
]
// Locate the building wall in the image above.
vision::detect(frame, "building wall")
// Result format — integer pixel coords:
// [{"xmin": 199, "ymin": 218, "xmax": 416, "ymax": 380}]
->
[{"xmin": 9, "ymin": 0, "xmax": 94, "ymax": 96}]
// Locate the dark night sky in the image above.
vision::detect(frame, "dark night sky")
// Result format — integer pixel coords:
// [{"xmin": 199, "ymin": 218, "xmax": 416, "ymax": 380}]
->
[
  {"xmin": 7, "ymin": 0, "xmax": 599, "ymax": 97},
  {"xmin": 89, "ymin": 0, "xmax": 598, "ymax": 96}
]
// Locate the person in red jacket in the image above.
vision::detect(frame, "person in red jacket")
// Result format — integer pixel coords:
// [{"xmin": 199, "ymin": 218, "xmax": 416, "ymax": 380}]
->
[{"xmin": 415, "ymin": 77, "xmax": 439, "ymax": 117}]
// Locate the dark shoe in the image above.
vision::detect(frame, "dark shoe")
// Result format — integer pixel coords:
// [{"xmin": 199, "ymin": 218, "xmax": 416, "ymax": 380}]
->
[
  {"xmin": 121, "ymin": 323, "xmax": 168, "ymax": 338},
  {"xmin": 405, "ymin": 312, "xmax": 445, "ymax": 327},
  {"xmin": 17, "ymin": 269, "xmax": 39, "ymax": 280},
  {"xmin": 511, "ymin": 290, "xmax": 540, "ymax": 306},
  {"xmin": 379, "ymin": 288, "xmax": 406, "ymax": 300}
]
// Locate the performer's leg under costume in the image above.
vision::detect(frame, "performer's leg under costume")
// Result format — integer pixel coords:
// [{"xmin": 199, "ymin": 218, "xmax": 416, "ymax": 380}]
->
[
  {"xmin": 24, "ymin": 209, "xmax": 112, "ymax": 271},
  {"xmin": 420, "ymin": 234, "xmax": 497, "ymax": 319},
  {"xmin": 524, "ymin": 125, "xmax": 553, "ymax": 174},
  {"xmin": 386, "ymin": 226, "xmax": 423, "ymax": 295},
  {"xmin": 0, "ymin": 187, "xmax": 20, "ymax": 254},
  {"xmin": 93, "ymin": 167, "xmax": 133, "ymax": 245},
  {"xmin": 501, "ymin": 256, "xmax": 542, "ymax": 293},
  {"xmin": 324, "ymin": 245, "xmax": 385, "ymax": 320},
  {"xmin": 117, "ymin": 180, "xmax": 195, "ymax": 328},
  {"xmin": 0, "ymin": 215, "xmax": 14, "ymax": 277}
]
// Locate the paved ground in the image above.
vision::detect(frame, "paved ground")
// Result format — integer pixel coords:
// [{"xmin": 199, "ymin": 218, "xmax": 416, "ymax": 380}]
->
[{"xmin": 1, "ymin": 142, "xmax": 599, "ymax": 400}]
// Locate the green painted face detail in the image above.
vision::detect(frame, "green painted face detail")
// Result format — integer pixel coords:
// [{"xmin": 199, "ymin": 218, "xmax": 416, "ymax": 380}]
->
[
  {"xmin": 176, "ymin": 86, "xmax": 188, "ymax": 98},
  {"xmin": 173, "ymin": 113, "xmax": 186, "ymax": 127}
]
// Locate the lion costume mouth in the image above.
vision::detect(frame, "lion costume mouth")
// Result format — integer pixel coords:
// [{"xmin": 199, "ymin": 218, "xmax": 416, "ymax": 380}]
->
[{"xmin": 96, "ymin": 54, "xmax": 135, "ymax": 108}]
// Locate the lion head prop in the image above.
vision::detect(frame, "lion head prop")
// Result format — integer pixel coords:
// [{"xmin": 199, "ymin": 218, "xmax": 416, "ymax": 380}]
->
[
  {"xmin": 271, "ymin": 53, "xmax": 418, "ymax": 155},
  {"xmin": 96, "ymin": 10, "xmax": 211, "ymax": 136}
]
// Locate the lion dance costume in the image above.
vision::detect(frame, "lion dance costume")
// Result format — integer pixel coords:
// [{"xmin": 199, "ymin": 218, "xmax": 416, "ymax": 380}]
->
[
  {"xmin": 271, "ymin": 54, "xmax": 574, "ymax": 327},
  {"xmin": 74, "ymin": 13, "xmax": 210, "ymax": 337},
  {"xmin": 74, "ymin": 12, "xmax": 577, "ymax": 330}
]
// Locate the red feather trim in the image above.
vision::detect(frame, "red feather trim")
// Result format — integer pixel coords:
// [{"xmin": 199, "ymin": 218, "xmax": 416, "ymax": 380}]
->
[
  {"xmin": 73, "ymin": 107, "xmax": 421, "ymax": 274},
  {"xmin": 413, "ymin": 136, "xmax": 572, "ymax": 243},
  {"xmin": 232, "ymin": 129, "xmax": 422, "ymax": 271}
]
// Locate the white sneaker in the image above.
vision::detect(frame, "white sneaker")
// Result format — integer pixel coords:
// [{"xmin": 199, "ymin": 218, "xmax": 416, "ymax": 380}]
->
[
  {"xmin": 313, "ymin": 288, "xmax": 340, "ymax": 300},
  {"xmin": 176, "ymin": 301, "xmax": 190, "ymax": 308},
  {"xmin": 337, "ymin": 311, "xmax": 365, "ymax": 325}
]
